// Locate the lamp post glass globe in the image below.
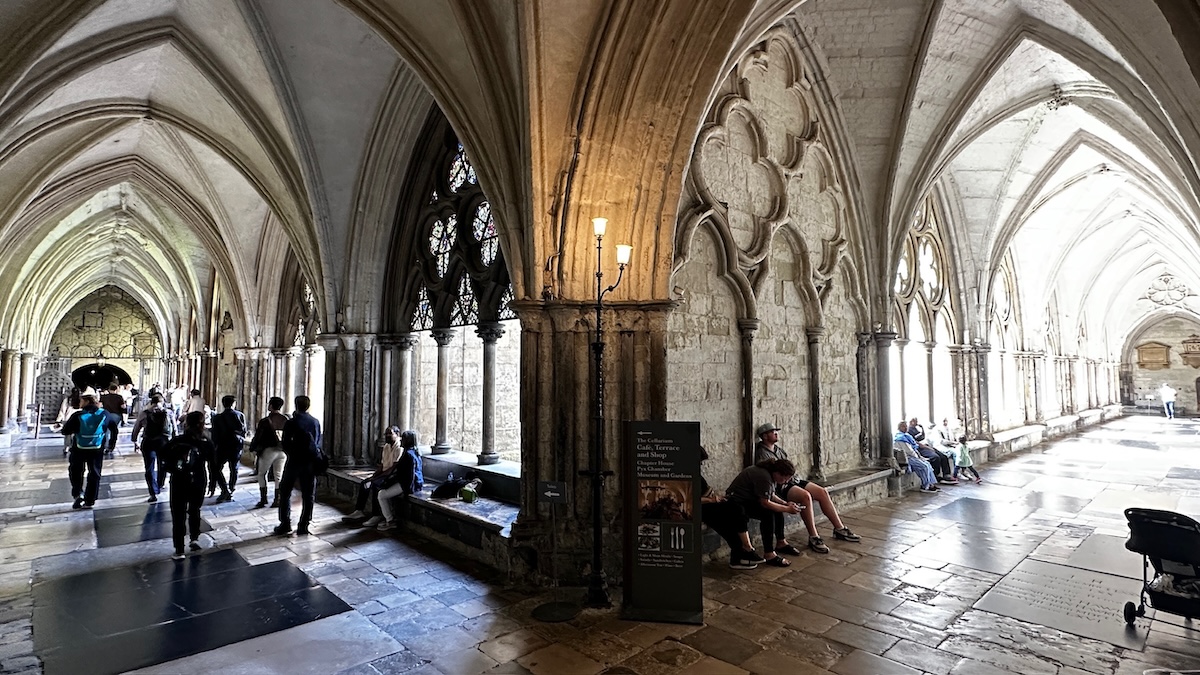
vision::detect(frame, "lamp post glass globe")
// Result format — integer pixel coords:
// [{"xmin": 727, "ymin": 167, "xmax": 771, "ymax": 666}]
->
[{"xmin": 592, "ymin": 217, "xmax": 607, "ymax": 237}]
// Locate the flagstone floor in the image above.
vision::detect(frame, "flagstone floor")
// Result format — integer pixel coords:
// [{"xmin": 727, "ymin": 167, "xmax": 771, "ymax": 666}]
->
[{"xmin": 0, "ymin": 416, "xmax": 1197, "ymax": 674}]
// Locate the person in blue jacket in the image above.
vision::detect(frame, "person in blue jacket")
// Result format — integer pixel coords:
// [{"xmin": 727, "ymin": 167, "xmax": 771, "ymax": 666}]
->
[{"xmin": 274, "ymin": 395, "xmax": 322, "ymax": 536}]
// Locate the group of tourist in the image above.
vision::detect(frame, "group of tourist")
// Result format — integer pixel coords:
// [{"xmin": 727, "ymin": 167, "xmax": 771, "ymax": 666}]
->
[
  {"xmin": 893, "ymin": 417, "xmax": 982, "ymax": 492},
  {"xmin": 700, "ymin": 423, "xmax": 862, "ymax": 570},
  {"xmin": 61, "ymin": 384, "xmax": 341, "ymax": 560}
]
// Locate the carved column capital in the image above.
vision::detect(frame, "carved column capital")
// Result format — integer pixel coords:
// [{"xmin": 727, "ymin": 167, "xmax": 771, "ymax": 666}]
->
[
  {"xmin": 430, "ymin": 328, "xmax": 457, "ymax": 346},
  {"xmin": 873, "ymin": 331, "xmax": 898, "ymax": 349},
  {"xmin": 805, "ymin": 326, "xmax": 826, "ymax": 343},
  {"xmin": 476, "ymin": 322, "xmax": 505, "ymax": 343}
]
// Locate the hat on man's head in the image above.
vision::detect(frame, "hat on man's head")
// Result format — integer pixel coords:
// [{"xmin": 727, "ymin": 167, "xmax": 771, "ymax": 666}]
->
[
  {"xmin": 756, "ymin": 422, "xmax": 781, "ymax": 438},
  {"xmin": 79, "ymin": 387, "xmax": 99, "ymax": 400}
]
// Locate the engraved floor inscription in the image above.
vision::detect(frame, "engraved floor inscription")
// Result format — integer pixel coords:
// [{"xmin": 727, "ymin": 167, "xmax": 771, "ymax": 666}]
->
[{"xmin": 975, "ymin": 558, "xmax": 1148, "ymax": 649}]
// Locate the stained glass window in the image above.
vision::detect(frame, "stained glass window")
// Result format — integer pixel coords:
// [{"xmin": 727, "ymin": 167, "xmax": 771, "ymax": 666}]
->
[
  {"xmin": 412, "ymin": 286, "xmax": 433, "ymax": 331},
  {"xmin": 429, "ymin": 189, "xmax": 438, "ymax": 204},
  {"xmin": 430, "ymin": 215, "xmax": 458, "ymax": 277},
  {"xmin": 450, "ymin": 274, "xmax": 479, "ymax": 325},
  {"xmin": 473, "ymin": 201, "xmax": 498, "ymax": 266},
  {"xmin": 498, "ymin": 285, "xmax": 517, "ymax": 320},
  {"xmin": 448, "ymin": 143, "xmax": 477, "ymax": 193}
]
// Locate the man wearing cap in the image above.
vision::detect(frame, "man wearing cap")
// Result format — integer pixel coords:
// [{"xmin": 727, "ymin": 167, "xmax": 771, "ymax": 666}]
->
[
  {"xmin": 753, "ymin": 422, "xmax": 861, "ymax": 554},
  {"xmin": 61, "ymin": 388, "xmax": 109, "ymax": 509}
]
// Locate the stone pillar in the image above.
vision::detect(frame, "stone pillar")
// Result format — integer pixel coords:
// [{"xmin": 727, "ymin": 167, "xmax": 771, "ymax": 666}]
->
[
  {"xmin": 477, "ymin": 322, "xmax": 505, "ymax": 465},
  {"xmin": 303, "ymin": 343, "xmax": 324, "ymax": 418},
  {"xmin": 200, "ymin": 351, "xmax": 219, "ymax": 405},
  {"xmin": 508, "ymin": 301, "xmax": 672, "ymax": 585},
  {"xmin": 0, "ymin": 349, "xmax": 17, "ymax": 431},
  {"xmin": 396, "ymin": 335, "xmax": 418, "ymax": 431},
  {"xmin": 738, "ymin": 319, "xmax": 759, "ymax": 466},
  {"xmin": 17, "ymin": 352, "xmax": 35, "ymax": 426},
  {"xmin": 317, "ymin": 335, "xmax": 375, "ymax": 466},
  {"xmin": 855, "ymin": 332, "xmax": 876, "ymax": 464},
  {"xmin": 284, "ymin": 347, "xmax": 300, "ymax": 405},
  {"xmin": 430, "ymin": 328, "xmax": 456, "ymax": 454},
  {"xmin": 873, "ymin": 332, "xmax": 897, "ymax": 461},
  {"xmin": 972, "ymin": 343, "xmax": 992, "ymax": 439},
  {"xmin": 233, "ymin": 348, "xmax": 252, "ymax": 420},
  {"xmin": 893, "ymin": 338, "xmax": 909, "ymax": 416},
  {"xmin": 805, "ymin": 327, "xmax": 825, "ymax": 482},
  {"xmin": 924, "ymin": 341, "xmax": 936, "ymax": 421},
  {"xmin": 377, "ymin": 339, "xmax": 395, "ymax": 430}
]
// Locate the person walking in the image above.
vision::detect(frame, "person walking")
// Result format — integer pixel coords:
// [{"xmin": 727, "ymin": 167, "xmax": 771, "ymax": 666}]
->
[
  {"xmin": 274, "ymin": 396, "xmax": 322, "ymax": 536},
  {"xmin": 210, "ymin": 395, "xmax": 247, "ymax": 503},
  {"xmin": 130, "ymin": 394, "xmax": 176, "ymax": 502},
  {"xmin": 163, "ymin": 411, "xmax": 216, "ymax": 559},
  {"xmin": 61, "ymin": 388, "xmax": 109, "ymax": 509},
  {"xmin": 250, "ymin": 397, "xmax": 289, "ymax": 509},
  {"xmin": 1159, "ymin": 383, "xmax": 1177, "ymax": 419}
]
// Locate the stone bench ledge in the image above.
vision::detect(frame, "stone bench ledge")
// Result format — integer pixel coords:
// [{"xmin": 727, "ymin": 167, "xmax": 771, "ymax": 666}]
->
[{"xmin": 992, "ymin": 424, "xmax": 1044, "ymax": 444}]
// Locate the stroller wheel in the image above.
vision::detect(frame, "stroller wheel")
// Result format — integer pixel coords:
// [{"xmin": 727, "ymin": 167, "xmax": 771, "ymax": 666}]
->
[{"xmin": 1123, "ymin": 601, "xmax": 1137, "ymax": 625}]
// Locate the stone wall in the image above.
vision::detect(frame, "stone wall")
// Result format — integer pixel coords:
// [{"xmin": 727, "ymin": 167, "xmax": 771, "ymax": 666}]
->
[
  {"xmin": 48, "ymin": 286, "xmax": 160, "ymax": 360},
  {"xmin": 1128, "ymin": 316, "xmax": 1200, "ymax": 411},
  {"xmin": 665, "ymin": 226, "xmax": 744, "ymax": 492}
]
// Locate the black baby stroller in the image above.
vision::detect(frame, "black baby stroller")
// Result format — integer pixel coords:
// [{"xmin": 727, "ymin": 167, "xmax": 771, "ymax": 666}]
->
[{"xmin": 1122, "ymin": 507, "xmax": 1200, "ymax": 624}]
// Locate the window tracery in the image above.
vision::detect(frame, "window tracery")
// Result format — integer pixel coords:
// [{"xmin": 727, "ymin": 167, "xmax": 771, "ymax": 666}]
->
[
  {"xmin": 412, "ymin": 286, "xmax": 433, "ymax": 331},
  {"xmin": 451, "ymin": 274, "xmax": 479, "ymax": 325},
  {"xmin": 430, "ymin": 215, "xmax": 457, "ymax": 278}
]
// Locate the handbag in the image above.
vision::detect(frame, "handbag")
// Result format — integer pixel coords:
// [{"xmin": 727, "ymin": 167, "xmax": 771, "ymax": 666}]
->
[{"xmin": 312, "ymin": 447, "xmax": 329, "ymax": 476}]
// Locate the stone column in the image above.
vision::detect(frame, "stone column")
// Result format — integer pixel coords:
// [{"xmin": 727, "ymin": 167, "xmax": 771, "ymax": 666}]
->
[
  {"xmin": 873, "ymin": 332, "xmax": 897, "ymax": 461},
  {"xmin": 924, "ymin": 341, "xmax": 936, "ymax": 421},
  {"xmin": 303, "ymin": 343, "xmax": 325, "ymax": 418},
  {"xmin": 973, "ymin": 343, "xmax": 992, "ymax": 439},
  {"xmin": 16, "ymin": 352, "xmax": 35, "ymax": 426},
  {"xmin": 0, "ymin": 349, "xmax": 17, "ymax": 431},
  {"xmin": 430, "ymin": 328, "xmax": 456, "ymax": 454},
  {"xmin": 377, "ymin": 339, "xmax": 395, "ymax": 430},
  {"xmin": 476, "ymin": 322, "xmax": 505, "ymax": 465},
  {"xmin": 284, "ymin": 347, "xmax": 300, "ymax": 405},
  {"xmin": 805, "ymin": 327, "xmax": 826, "ymax": 481},
  {"xmin": 507, "ymin": 300, "xmax": 673, "ymax": 586},
  {"xmin": 738, "ymin": 319, "xmax": 759, "ymax": 466},
  {"xmin": 855, "ymin": 332, "xmax": 876, "ymax": 464},
  {"xmin": 233, "ymin": 348, "xmax": 252, "ymax": 420},
  {"xmin": 395, "ymin": 335, "xmax": 418, "ymax": 431},
  {"xmin": 893, "ymin": 338, "xmax": 909, "ymax": 416}
]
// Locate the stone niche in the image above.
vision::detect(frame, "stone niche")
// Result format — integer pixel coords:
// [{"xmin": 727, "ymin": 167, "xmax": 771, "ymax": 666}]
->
[{"xmin": 1135, "ymin": 341, "xmax": 1170, "ymax": 370}]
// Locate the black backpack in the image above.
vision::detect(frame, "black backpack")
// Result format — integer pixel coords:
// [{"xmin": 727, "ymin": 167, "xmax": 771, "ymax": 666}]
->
[
  {"xmin": 164, "ymin": 436, "xmax": 203, "ymax": 475},
  {"xmin": 145, "ymin": 409, "xmax": 168, "ymax": 439}
]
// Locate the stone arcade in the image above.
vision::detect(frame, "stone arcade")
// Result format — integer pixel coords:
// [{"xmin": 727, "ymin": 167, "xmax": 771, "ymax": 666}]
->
[{"xmin": 0, "ymin": 1, "xmax": 1198, "ymax": 673}]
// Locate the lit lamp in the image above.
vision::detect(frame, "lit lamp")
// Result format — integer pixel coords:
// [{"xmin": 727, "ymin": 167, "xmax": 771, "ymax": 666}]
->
[
  {"xmin": 96, "ymin": 350, "xmax": 106, "ymax": 367},
  {"xmin": 582, "ymin": 217, "xmax": 631, "ymax": 608}
]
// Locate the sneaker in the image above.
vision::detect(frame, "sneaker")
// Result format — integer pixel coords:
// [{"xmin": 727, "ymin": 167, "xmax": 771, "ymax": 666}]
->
[
  {"xmin": 741, "ymin": 549, "xmax": 766, "ymax": 564},
  {"xmin": 189, "ymin": 540, "xmax": 202, "ymax": 552},
  {"xmin": 938, "ymin": 478, "xmax": 959, "ymax": 485},
  {"xmin": 341, "ymin": 510, "xmax": 366, "ymax": 522},
  {"xmin": 147, "ymin": 495, "xmax": 157, "ymax": 503},
  {"xmin": 975, "ymin": 478, "xmax": 983, "ymax": 484},
  {"xmin": 171, "ymin": 551, "xmax": 185, "ymax": 560},
  {"xmin": 81, "ymin": 502, "xmax": 94, "ymax": 509},
  {"xmin": 215, "ymin": 493, "xmax": 232, "ymax": 503},
  {"xmin": 377, "ymin": 521, "xmax": 396, "ymax": 532},
  {"xmin": 833, "ymin": 527, "xmax": 861, "ymax": 542},
  {"xmin": 920, "ymin": 485, "xmax": 938, "ymax": 492},
  {"xmin": 273, "ymin": 524, "xmax": 292, "ymax": 536},
  {"xmin": 362, "ymin": 515, "xmax": 384, "ymax": 527},
  {"xmin": 808, "ymin": 536, "xmax": 829, "ymax": 554},
  {"xmin": 72, "ymin": 498, "xmax": 83, "ymax": 510},
  {"xmin": 296, "ymin": 526, "xmax": 311, "ymax": 535},
  {"xmin": 729, "ymin": 554, "xmax": 757, "ymax": 570}
]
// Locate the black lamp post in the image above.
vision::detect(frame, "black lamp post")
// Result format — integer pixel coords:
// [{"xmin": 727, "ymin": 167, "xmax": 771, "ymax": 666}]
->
[{"xmin": 582, "ymin": 216, "xmax": 631, "ymax": 608}]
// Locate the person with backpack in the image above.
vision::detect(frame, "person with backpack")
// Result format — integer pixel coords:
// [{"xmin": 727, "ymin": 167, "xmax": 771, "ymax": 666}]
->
[
  {"xmin": 163, "ymin": 411, "xmax": 216, "ymax": 559},
  {"xmin": 60, "ymin": 388, "xmax": 109, "ymax": 509},
  {"xmin": 250, "ymin": 396, "xmax": 288, "ymax": 509},
  {"xmin": 274, "ymin": 395, "xmax": 322, "ymax": 536},
  {"xmin": 131, "ymin": 394, "xmax": 176, "ymax": 502},
  {"xmin": 210, "ymin": 395, "xmax": 247, "ymax": 503}
]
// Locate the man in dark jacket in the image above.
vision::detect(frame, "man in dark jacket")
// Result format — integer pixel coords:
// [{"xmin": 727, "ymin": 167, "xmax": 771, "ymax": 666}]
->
[
  {"xmin": 210, "ymin": 395, "xmax": 247, "ymax": 503},
  {"xmin": 274, "ymin": 395, "xmax": 322, "ymax": 536},
  {"xmin": 130, "ymin": 394, "xmax": 176, "ymax": 502}
]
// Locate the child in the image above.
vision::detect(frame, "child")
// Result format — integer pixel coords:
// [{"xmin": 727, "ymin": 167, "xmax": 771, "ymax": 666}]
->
[{"xmin": 955, "ymin": 435, "xmax": 982, "ymax": 483}]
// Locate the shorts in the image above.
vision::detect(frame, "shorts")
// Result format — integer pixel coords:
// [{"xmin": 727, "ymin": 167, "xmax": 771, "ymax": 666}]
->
[{"xmin": 775, "ymin": 478, "xmax": 808, "ymax": 498}]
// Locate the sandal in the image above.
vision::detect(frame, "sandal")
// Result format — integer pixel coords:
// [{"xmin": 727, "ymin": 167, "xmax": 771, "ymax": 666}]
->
[
  {"xmin": 774, "ymin": 544, "xmax": 803, "ymax": 556},
  {"xmin": 808, "ymin": 536, "xmax": 829, "ymax": 554},
  {"xmin": 833, "ymin": 527, "xmax": 861, "ymax": 542},
  {"xmin": 765, "ymin": 556, "xmax": 790, "ymax": 567}
]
